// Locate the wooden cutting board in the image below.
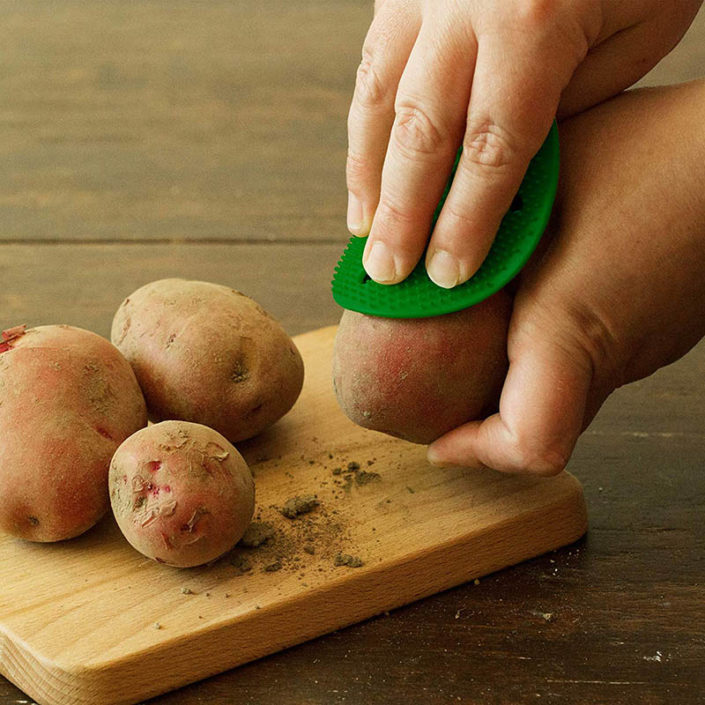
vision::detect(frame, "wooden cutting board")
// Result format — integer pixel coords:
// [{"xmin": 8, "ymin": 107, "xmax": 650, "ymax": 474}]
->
[{"xmin": 0, "ymin": 326, "xmax": 587, "ymax": 705}]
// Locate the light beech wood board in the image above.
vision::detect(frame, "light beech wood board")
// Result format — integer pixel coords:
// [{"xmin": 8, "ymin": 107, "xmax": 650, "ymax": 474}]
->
[{"xmin": 0, "ymin": 325, "xmax": 587, "ymax": 705}]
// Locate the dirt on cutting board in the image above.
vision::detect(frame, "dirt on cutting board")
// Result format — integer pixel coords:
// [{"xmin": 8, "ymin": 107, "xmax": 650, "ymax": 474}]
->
[{"xmin": 219, "ymin": 451, "xmax": 383, "ymax": 581}]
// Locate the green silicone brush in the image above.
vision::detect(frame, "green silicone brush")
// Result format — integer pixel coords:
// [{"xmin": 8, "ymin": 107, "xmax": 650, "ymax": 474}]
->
[{"xmin": 331, "ymin": 121, "xmax": 559, "ymax": 318}]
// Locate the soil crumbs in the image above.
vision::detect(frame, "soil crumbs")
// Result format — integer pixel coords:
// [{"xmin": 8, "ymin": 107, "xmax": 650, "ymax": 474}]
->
[
  {"xmin": 279, "ymin": 495, "xmax": 320, "ymax": 519},
  {"xmin": 222, "ymin": 455, "xmax": 382, "ymax": 579}
]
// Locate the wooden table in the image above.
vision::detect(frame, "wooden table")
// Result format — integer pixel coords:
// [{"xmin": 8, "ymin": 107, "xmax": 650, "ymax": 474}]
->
[{"xmin": 2, "ymin": 3, "xmax": 704, "ymax": 703}]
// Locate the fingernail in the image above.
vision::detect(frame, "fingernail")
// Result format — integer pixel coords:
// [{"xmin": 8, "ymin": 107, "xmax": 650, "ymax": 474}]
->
[
  {"xmin": 427, "ymin": 249, "xmax": 460, "ymax": 289},
  {"xmin": 364, "ymin": 240, "xmax": 396, "ymax": 283},
  {"xmin": 347, "ymin": 192, "xmax": 366, "ymax": 236},
  {"xmin": 427, "ymin": 446, "xmax": 450, "ymax": 467}
]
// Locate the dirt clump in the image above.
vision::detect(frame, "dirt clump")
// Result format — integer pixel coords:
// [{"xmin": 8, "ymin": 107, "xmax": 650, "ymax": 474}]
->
[
  {"xmin": 334, "ymin": 553, "xmax": 364, "ymax": 568},
  {"xmin": 280, "ymin": 495, "xmax": 320, "ymax": 519},
  {"xmin": 239, "ymin": 521, "xmax": 275, "ymax": 547}
]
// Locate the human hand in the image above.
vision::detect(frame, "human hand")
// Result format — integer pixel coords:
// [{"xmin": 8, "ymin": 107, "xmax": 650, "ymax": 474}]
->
[
  {"xmin": 347, "ymin": 0, "xmax": 702, "ymax": 288},
  {"xmin": 427, "ymin": 79, "xmax": 705, "ymax": 474}
]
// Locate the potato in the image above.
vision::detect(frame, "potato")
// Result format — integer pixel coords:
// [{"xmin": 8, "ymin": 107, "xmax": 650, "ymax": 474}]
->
[
  {"xmin": 332, "ymin": 292, "xmax": 512, "ymax": 444},
  {"xmin": 111, "ymin": 279, "xmax": 304, "ymax": 442},
  {"xmin": 0, "ymin": 324, "xmax": 148, "ymax": 542},
  {"xmin": 109, "ymin": 420, "xmax": 255, "ymax": 567}
]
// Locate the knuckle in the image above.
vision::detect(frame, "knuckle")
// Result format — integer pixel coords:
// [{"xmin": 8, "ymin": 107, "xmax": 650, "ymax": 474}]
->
[
  {"xmin": 375, "ymin": 194, "xmax": 419, "ymax": 228},
  {"xmin": 462, "ymin": 120, "xmax": 519, "ymax": 172},
  {"xmin": 355, "ymin": 51, "xmax": 388, "ymax": 109},
  {"xmin": 514, "ymin": 0, "xmax": 561, "ymax": 28},
  {"xmin": 441, "ymin": 202, "xmax": 475, "ymax": 229},
  {"xmin": 563, "ymin": 302, "xmax": 623, "ymax": 385},
  {"xmin": 392, "ymin": 102, "xmax": 447, "ymax": 157}
]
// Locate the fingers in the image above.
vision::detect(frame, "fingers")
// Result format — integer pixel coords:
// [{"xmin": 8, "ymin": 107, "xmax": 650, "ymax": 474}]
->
[
  {"xmin": 350, "ymin": 0, "xmax": 588, "ymax": 286},
  {"xmin": 361, "ymin": 18, "xmax": 476, "ymax": 284},
  {"xmin": 427, "ymin": 320, "xmax": 593, "ymax": 475},
  {"xmin": 426, "ymin": 34, "xmax": 566, "ymax": 288},
  {"xmin": 346, "ymin": 0, "xmax": 420, "ymax": 238}
]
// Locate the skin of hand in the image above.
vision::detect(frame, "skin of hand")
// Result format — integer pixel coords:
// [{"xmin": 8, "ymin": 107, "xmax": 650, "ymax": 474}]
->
[
  {"xmin": 346, "ymin": 0, "xmax": 703, "ymax": 289},
  {"xmin": 426, "ymin": 78, "xmax": 705, "ymax": 475}
]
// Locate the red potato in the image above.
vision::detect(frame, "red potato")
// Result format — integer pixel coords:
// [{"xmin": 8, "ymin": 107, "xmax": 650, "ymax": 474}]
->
[
  {"xmin": 109, "ymin": 420, "xmax": 254, "ymax": 567},
  {"xmin": 0, "ymin": 325, "xmax": 148, "ymax": 542},
  {"xmin": 332, "ymin": 292, "xmax": 512, "ymax": 444},
  {"xmin": 111, "ymin": 279, "xmax": 304, "ymax": 443}
]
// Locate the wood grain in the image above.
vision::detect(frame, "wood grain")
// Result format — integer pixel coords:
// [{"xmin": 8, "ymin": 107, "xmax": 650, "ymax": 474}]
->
[
  {"xmin": 0, "ymin": 243, "xmax": 343, "ymax": 337},
  {"xmin": 0, "ymin": 0, "xmax": 368, "ymax": 243},
  {"xmin": 0, "ymin": 326, "xmax": 586, "ymax": 705}
]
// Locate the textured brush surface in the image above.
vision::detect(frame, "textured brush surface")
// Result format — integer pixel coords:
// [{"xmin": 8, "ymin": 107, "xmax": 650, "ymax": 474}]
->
[{"xmin": 332, "ymin": 122, "xmax": 559, "ymax": 318}]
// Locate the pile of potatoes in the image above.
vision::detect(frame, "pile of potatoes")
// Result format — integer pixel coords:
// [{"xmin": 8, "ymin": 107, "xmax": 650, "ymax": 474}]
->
[
  {"xmin": 0, "ymin": 279, "xmax": 303, "ymax": 567},
  {"xmin": 2, "ymin": 270, "xmax": 513, "ymax": 565}
]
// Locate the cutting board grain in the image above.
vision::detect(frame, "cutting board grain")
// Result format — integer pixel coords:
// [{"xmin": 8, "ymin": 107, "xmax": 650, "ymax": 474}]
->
[{"xmin": 0, "ymin": 325, "xmax": 587, "ymax": 705}]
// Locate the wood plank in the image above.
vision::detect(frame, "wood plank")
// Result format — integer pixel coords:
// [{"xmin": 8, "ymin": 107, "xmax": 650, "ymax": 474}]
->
[
  {"xmin": 1, "ymin": 2, "xmax": 704, "ymax": 245},
  {"xmin": 0, "ymin": 325, "xmax": 586, "ymax": 705},
  {"xmin": 0, "ymin": 0, "xmax": 369, "ymax": 242},
  {"xmin": 0, "ymin": 243, "xmax": 343, "ymax": 337}
]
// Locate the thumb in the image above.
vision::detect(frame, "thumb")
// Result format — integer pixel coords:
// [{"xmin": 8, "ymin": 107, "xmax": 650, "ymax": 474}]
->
[{"xmin": 427, "ymin": 325, "xmax": 593, "ymax": 475}]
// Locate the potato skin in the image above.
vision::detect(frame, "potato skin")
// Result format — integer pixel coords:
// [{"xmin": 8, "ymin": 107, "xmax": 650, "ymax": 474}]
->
[
  {"xmin": 109, "ymin": 421, "xmax": 255, "ymax": 567},
  {"xmin": 0, "ymin": 325, "xmax": 148, "ymax": 542},
  {"xmin": 332, "ymin": 292, "xmax": 512, "ymax": 444},
  {"xmin": 111, "ymin": 279, "xmax": 304, "ymax": 443}
]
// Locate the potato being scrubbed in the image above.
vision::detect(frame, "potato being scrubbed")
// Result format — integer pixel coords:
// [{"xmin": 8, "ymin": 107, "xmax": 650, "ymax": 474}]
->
[
  {"xmin": 332, "ymin": 291, "xmax": 512, "ymax": 444},
  {"xmin": 0, "ymin": 324, "xmax": 148, "ymax": 542},
  {"xmin": 109, "ymin": 420, "xmax": 255, "ymax": 567},
  {"xmin": 111, "ymin": 278, "xmax": 304, "ymax": 443}
]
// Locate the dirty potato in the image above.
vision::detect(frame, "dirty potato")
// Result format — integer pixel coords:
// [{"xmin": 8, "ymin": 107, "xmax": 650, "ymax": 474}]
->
[
  {"xmin": 111, "ymin": 279, "xmax": 304, "ymax": 443},
  {"xmin": 109, "ymin": 420, "xmax": 255, "ymax": 567},
  {"xmin": 332, "ymin": 292, "xmax": 512, "ymax": 444},
  {"xmin": 0, "ymin": 324, "xmax": 148, "ymax": 541}
]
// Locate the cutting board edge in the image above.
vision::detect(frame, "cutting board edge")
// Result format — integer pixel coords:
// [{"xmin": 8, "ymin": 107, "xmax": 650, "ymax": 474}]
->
[{"xmin": 1, "ymin": 473, "xmax": 587, "ymax": 705}]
